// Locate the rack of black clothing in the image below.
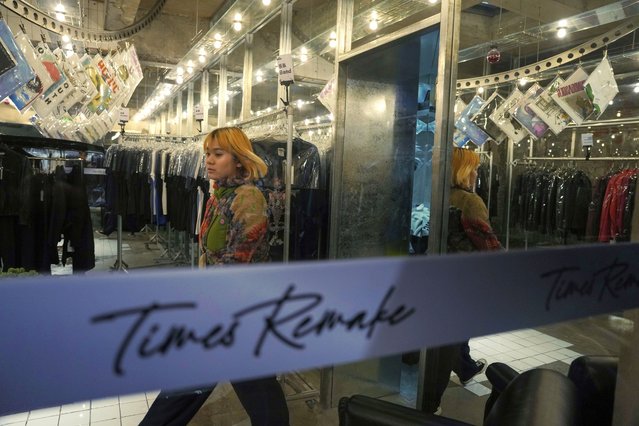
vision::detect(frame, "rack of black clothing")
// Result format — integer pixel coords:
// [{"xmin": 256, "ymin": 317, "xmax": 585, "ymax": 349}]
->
[
  {"xmin": 0, "ymin": 144, "xmax": 95, "ymax": 274},
  {"xmin": 102, "ymin": 139, "xmax": 207, "ymax": 267},
  {"xmin": 511, "ymin": 165, "xmax": 592, "ymax": 243},
  {"xmin": 251, "ymin": 135, "xmax": 326, "ymax": 262}
]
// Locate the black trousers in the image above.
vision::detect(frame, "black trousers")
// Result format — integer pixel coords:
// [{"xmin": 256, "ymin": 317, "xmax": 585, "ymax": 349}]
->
[{"xmin": 139, "ymin": 376, "xmax": 289, "ymax": 426}]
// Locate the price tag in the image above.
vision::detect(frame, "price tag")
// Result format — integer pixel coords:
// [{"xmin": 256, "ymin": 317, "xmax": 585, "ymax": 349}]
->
[
  {"xmin": 276, "ymin": 54, "xmax": 294, "ymax": 85},
  {"xmin": 581, "ymin": 132, "xmax": 593, "ymax": 147},
  {"xmin": 194, "ymin": 104, "xmax": 204, "ymax": 121},
  {"xmin": 118, "ymin": 108, "xmax": 129, "ymax": 123}
]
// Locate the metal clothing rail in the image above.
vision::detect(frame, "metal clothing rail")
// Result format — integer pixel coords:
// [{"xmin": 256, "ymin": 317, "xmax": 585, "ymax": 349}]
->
[
  {"xmin": 236, "ymin": 108, "xmax": 287, "ymax": 128},
  {"xmin": 524, "ymin": 156, "xmax": 639, "ymax": 162}
]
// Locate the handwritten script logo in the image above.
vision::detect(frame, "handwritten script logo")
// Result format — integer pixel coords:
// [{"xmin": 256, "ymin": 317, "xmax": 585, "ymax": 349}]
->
[
  {"xmin": 92, "ymin": 284, "xmax": 415, "ymax": 376},
  {"xmin": 541, "ymin": 258, "xmax": 639, "ymax": 311}
]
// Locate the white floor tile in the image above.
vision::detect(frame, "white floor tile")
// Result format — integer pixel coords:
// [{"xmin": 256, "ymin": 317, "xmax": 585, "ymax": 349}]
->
[
  {"xmin": 557, "ymin": 348, "xmax": 581, "ymax": 358},
  {"xmin": 90, "ymin": 406, "xmax": 119, "ymax": 423},
  {"xmin": 90, "ymin": 419, "xmax": 119, "ymax": 426},
  {"xmin": 118, "ymin": 393, "xmax": 147, "ymax": 404},
  {"xmin": 28, "ymin": 408, "xmax": 60, "ymax": 420},
  {"xmin": 532, "ymin": 354, "xmax": 558, "ymax": 364},
  {"xmin": 510, "ymin": 360, "xmax": 532, "ymax": 371},
  {"xmin": 0, "ymin": 422, "xmax": 25, "ymax": 426},
  {"xmin": 25, "ymin": 417, "xmax": 59, "ymax": 426},
  {"xmin": 474, "ymin": 373, "xmax": 487, "ymax": 383},
  {"xmin": 521, "ymin": 357, "xmax": 545, "ymax": 368},
  {"xmin": 90, "ymin": 398, "xmax": 118, "ymax": 410},
  {"xmin": 119, "ymin": 401, "xmax": 147, "ymax": 418},
  {"xmin": 553, "ymin": 339, "xmax": 573, "ymax": 348},
  {"xmin": 464, "ymin": 382, "xmax": 492, "ymax": 396},
  {"xmin": 59, "ymin": 410, "xmax": 90, "ymax": 426},
  {"xmin": 145, "ymin": 391, "xmax": 160, "ymax": 405},
  {"xmin": 536, "ymin": 342, "xmax": 562, "ymax": 352},
  {"xmin": 498, "ymin": 340, "xmax": 525, "ymax": 350},
  {"xmin": 60, "ymin": 402, "xmax": 90, "ymax": 414},
  {"xmin": 545, "ymin": 350, "xmax": 568, "ymax": 360},
  {"xmin": 121, "ymin": 414, "xmax": 145, "ymax": 426},
  {"xmin": 0, "ymin": 412, "xmax": 29, "ymax": 425}
]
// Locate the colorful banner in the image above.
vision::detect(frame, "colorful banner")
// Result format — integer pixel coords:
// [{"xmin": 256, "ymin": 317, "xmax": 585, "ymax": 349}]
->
[
  {"xmin": 0, "ymin": 243, "xmax": 638, "ymax": 414},
  {"xmin": 488, "ymin": 89, "xmax": 527, "ymax": 144},
  {"xmin": 9, "ymin": 33, "xmax": 52, "ymax": 112},
  {"xmin": 0, "ymin": 21, "xmax": 35, "ymax": 104},
  {"xmin": 455, "ymin": 95, "xmax": 493, "ymax": 146},
  {"xmin": 471, "ymin": 92, "xmax": 508, "ymax": 145},
  {"xmin": 528, "ymin": 76, "xmax": 571, "ymax": 135},
  {"xmin": 509, "ymin": 83, "xmax": 550, "ymax": 140},
  {"xmin": 551, "ymin": 67, "xmax": 594, "ymax": 125},
  {"xmin": 584, "ymin": 57, "xmax": 619, "ymax": 119}
]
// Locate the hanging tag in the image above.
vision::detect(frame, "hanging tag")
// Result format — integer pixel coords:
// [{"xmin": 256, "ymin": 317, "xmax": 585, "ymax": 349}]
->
[
  {"xmin": 276, "ymin": 54, "xmax": 294, "ymax": 85},
  {"xmin": 581, "ymin": 133, "xmax": 593, "ymax": 148},
  {"xmin": 194, "ymin": 104, "xmax": 204, "ymax": 121}
]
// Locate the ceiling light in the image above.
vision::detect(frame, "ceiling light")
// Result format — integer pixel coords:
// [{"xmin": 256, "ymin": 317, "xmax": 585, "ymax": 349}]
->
[
  {"xmin": 329, "ymin": 31, "xmax": 337, "ymax": 48},
  {"xmin": 519, "ymin": 77, "xmax": 528, "ymax": 86},
  {"xmin": 557, "ymin": 19, "xmax": 568, "ymax": 38},
  {"xmin": 477, "ymin": 87, "xmax": 484, "ymax": 94},
  {"xmin": 176, "ymin": 75, "xmax": 184, "ymax": 84},
  {"xmin": 62, "ymin": 34, "xmax": 70, "ymax": 43},
  {"xmin": 233, "ymin": 13, "xmax": 242, "ymax": 32},
  {"xmin": 199, "ymin": 55, "xmax": 206, "ymax": 63},
  {"xmin": 369, "ymin": 11, "xmax": 378, "ymax": 31},
  {"xmin": 300, "ymin": 46, "xmax": 308, "ymax": 63},
  {"xmin": 56, "ymin": 12, "xmax": 65, "ymax": 21},
  {"xmin": 256, "ymin": 69, "xmax": 263, "ymax": 82},
  {"xmin": 428, "ymin": 0, "xmax": 438, "ymax": 4},
  {"xmin": 634, "ymin": 83, "xmax": 639, "ymax": 93},
  {"xmin": 176, "ymin": 66, "xmax": 184, "ymax": 76},
  {"xmin": 262, "ymin": 0, "xmax": 271, "ymax": 5},
  {"xmin": 213, "ymin": 33, "xmax": 222, "ymax": 49}
]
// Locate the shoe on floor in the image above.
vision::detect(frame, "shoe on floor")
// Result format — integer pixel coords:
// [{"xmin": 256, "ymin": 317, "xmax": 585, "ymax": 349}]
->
[{"xmin": 459, "ymin": 358, "xmax": 487, "ymax": 385}]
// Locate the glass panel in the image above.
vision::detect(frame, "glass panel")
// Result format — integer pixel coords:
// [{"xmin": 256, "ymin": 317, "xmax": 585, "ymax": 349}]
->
[
  {"xmin": 251, "ymin": 14, "xmax": 281, "ymax": 115},
  {"xmin": 208, "ymin": 71, "xmax": 220, "ymax": 128},
  {"xmin": 330, "ymin": 27, "xmax": 439, "ymax": 407},
  {"xmin": 351, "ymin": 0, "xmax": 436, "ymax": 50},
  {"xmin": 290, "ymin": 0, "xmax": 337, "ymax": 126},
  {"xmin": 226, "ymin": 43, "xmax": 245, "ymax": 124},
  {"xmin": 454, "ymin": 2, "xmax": 639, "ymax": 252}
]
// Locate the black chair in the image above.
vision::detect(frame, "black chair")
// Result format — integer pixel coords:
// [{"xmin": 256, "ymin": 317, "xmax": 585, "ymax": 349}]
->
[{"xmin": 338, "ymin": 355, "xmax": 618, "ymax": 426}]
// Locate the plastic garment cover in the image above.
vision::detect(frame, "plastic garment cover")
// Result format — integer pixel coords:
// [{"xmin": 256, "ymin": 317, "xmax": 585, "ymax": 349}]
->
[{"xmin": 251, "ymin": 137, "xmax": 321, "ymax": 190}]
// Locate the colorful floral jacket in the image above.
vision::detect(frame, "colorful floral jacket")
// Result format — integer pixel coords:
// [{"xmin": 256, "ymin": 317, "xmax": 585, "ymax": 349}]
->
[{"xmin": 199, "ymin": 178, "xmax": 269, "ymax": 266}]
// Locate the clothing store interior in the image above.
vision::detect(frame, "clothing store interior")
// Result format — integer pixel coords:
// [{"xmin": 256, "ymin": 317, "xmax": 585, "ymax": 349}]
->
[{"xmin": 0, "ymin": 0, "xmax": 638, "ymax": 425}]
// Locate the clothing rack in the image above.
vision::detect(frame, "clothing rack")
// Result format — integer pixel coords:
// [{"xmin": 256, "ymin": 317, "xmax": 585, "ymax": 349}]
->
[
  {"xmin": 524, "ymin": 156, "xmax": 639, "ymax": 162},
  {"xmin": 506, "ymin": 152, "xmax": 639, "ymax": 250}
]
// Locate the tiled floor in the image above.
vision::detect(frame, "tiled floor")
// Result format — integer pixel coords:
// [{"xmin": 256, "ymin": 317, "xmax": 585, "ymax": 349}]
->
[
  {"xmin": 0, "ymin": 327, "xmax": 584, "ymax": 426},
  {"xmin": 0, "ymin": 392, "xmax": 159, "ymax": 426}
]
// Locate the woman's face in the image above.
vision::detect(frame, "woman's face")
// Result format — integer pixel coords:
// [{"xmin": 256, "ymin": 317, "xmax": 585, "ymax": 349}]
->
[{"xmin": 205, "ymin": 137, "xmax": 240, "ymax": 180}]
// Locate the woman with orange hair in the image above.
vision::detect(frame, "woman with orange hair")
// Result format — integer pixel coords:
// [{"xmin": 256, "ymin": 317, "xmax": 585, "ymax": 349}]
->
[{"xmin": 140, "ymin": 127, "xmax": 289, "ymax": 425}]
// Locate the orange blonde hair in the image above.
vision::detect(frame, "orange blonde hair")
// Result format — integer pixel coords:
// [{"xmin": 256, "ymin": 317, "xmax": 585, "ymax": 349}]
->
[
  {"xmin": 451, "ymin": 147, "xmax": 480, "ymax": 189},
  {"xmin": 203, "ymin": 127, "xmax": 268, "ymax": 181}
]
